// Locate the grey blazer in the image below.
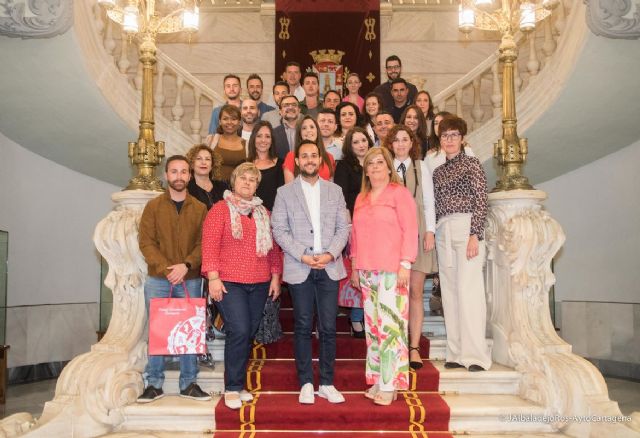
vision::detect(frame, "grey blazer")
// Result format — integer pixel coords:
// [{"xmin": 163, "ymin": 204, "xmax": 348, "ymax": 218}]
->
[{"xmin": 271, "ymin": 177, "xmax": 351, "ymax": 284}]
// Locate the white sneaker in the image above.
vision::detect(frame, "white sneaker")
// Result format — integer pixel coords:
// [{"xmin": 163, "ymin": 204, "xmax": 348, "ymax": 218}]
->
[
  {"xmin": 224, "ymin": 391, "xmax": 242, "ymax": 410},
  {"xmin": 318, "ymin": 385, "xmax": 345, "ymax": 404},
  {"xmin": 299, "ymin": 382, "xmax": 315, "ymax": 404},
  {"xmin": 239, "ymin": 389, "xmax": 254, "ymax": 402}
]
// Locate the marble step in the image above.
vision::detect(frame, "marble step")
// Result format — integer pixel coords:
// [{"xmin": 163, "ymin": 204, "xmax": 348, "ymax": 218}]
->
[
  {"xmin": 423, "ymin": 314, "xmax": 446, "ymax": 337},
  {"xmin": 118, "ymin": 393, "xmax": 554, "ymax": 434},
  {"xmin": 161, "ymin": 359, "xmax": 519, "ymax": 395}
]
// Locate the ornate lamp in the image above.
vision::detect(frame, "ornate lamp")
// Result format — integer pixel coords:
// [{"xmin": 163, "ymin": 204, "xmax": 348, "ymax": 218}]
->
[
  {"xmin": 458, "ymin": 0, "xmax": 558, "ymax": 191},
  {"xmin": 98, "ymin": 0, "xmax": 201, "ymax": 191}
]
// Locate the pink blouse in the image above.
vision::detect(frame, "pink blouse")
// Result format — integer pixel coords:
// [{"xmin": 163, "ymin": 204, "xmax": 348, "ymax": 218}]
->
[
  {"xmin": 342, "ymin": 95, "xmax": 365, "ymax": 113},
  {"xmin": 350, "ymin": 183, "xmax": 418, "ymax": 272}
]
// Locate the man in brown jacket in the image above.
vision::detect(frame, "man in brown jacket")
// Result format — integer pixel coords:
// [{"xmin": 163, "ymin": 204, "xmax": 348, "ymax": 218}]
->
[{"xmin": 137, "ymin": 155, "xmax": 210, "ymax": 403}]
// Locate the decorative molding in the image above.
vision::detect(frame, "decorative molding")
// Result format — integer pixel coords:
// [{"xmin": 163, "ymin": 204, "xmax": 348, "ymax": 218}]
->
[
  {"xmin": 585, "ymin": 0, "xmax": 640, "ymax": 39},
  {"xmin": 0, "ymin": 0, "xmax": 73, "ymax": 39},
  {"xmin": 8, "ymin": 191, "xmax": 159, "ymax": 437},
  {"xmin": 486, "ymin": 190, "xmax": 640, "ymax": 437}
]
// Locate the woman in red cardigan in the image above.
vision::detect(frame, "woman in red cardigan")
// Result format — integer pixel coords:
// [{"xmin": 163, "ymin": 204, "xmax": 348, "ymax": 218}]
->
[{"xmin": 201, "ymin": 162, "xmax": 283, "ymax": 410}]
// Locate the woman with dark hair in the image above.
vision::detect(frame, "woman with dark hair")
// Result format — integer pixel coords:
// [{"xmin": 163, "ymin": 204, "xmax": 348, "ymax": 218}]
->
[
  {"xmin": 215, "ymin": 104, "xmax": 247, "ymax": 182},
  {"xmin": 384, "ymin": 124, "xmax": 437, "ymax": 371},
  {"xmin": 400, "ymin": 105, "xmax": 430, "ymax": 159},
  {"xmin": 350, "ymin": 146, "xmax": 418, "ymax": 405},
  {"xmin": 185, "ymin": 144, "xmax": 228, "ymax": 210},
  {"xmin": 433, "ymin": 116, "xmax": 491, "ymax": 373},
  {"xmin": 426, "ymin": 112, "xmax": 474, "ymax": 174},
  {"xmin": 247, "ymin": 121, "xmax": 284, "ymax": 212},
  {"xmin": 335, "ymin": 101, "xmax": 361, "ymax": 139},
  {"xmin": 202, "ymin": 162, "xmax": 283, "ymax": 409},
  {"xmin": 283, "ymin": 115, "xmax": 335, "ymax": 183},
  {"xmin": 334, "ymin": 127, "xmax": 373, "ymax": 338},
  {"xmin": 415, "ymin": 91, "xmax": 435, "ymax": 136},
  {"xmin": 363, "ymin": 92, "xmax": 384, "ymax": 143}
]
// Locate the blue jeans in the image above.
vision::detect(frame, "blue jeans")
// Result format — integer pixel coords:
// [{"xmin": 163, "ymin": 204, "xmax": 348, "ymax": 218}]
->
[
  {"xmin": 215, "ymin": 281, "xmax": 270, "ymax": 392},
  {"xmin": 288, "ymin": 269, "xmax": 338, "ymax": 387},
  {"xmin": 144, "ymin": 276, "xmax": 202, "ymax": 391}
]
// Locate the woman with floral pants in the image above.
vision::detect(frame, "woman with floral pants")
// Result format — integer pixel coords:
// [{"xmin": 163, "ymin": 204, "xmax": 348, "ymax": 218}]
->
[{"xmin": 351, "ymin": 147, "xmax": 418, "ymax": 406}]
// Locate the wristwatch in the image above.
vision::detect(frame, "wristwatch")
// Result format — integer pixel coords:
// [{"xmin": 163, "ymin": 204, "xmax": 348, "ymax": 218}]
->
[
  {"xmin": 185, "ymin": 262, "xmax": 192, "ymax": 270},
  {"xmin": 399, "ymin": 260, "xmax": 411, "ymax": 270}
]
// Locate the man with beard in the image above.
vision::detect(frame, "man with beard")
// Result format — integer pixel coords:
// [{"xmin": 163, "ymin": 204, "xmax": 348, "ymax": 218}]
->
[
  {"xmin": 373, "ymin": 55, "xmax": 418, "ymax": 112},
  {"xmin": 207, "ymin": 74, "xmax": 242, "ymax": 136},
  {"xmin": 271, "ymin": 140, "xmax": 351, "ymax": 405},
  {"xmin": 273, "ymin": 94, "xmax": 302, "ymax": 159},
  {"xmin": 317, "ymin": 109, "xmax": 342, "ymax": 160},
  {"xmin": 262, "ymin": 81, "xmax": 290, "ymax": 128},
  {"xmin": 246, "ymin": 74, "xmax": 274, "ymax": 116},
  {"xmin": 138, "ymin": 155, "xmax": 210, "ymax": 403},
  {"xmin": 240, "ymin": 98, "xmax": 260, "ymax": 142}
]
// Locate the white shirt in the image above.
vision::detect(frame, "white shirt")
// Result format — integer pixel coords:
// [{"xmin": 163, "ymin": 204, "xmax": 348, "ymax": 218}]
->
[
  {"xmin": 293, "ymin": 85, "xmax": 306, "ymax": 102},
  {"xmin": 325, "ymin": 138, "xmax": 343, "ymax": 161},
  {"xmin": 300, "ymin": 177, "xmax": 323, "ymax": 254},
  {"xmin": 393, "ymin": 157, "xmax": 436, "ymax": 233},
  {"xmin": 241, "ymin": 129, "xmax": 252, "ymax": 143}
]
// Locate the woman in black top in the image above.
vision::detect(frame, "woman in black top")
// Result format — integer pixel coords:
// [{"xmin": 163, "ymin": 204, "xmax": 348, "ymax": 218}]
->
[
  {"xmin": 247, "ymin": 120, "xmax": 285, "ymax": 345},
  {"xmin": 334, "ymin": 126, "xmax": 373, "ymax": 338},
  {"xmin": 247, "ymin": 121, "xmax": 284, "ymax": 212},
  {"xmin": 334, "ymin": 127, "xmax": 373, "ymax": 215},
  {"xmin": 186, "ymin": 144, "xmax": 228, "ymax": 210}
]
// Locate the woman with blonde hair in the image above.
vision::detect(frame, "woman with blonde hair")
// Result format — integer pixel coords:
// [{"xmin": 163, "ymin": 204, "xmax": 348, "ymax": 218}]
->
[
  {"xmin": 201, "ymin": 162, "xmax": 283, "ymax": 409},
  {"xmin": 350, "ymin": 147, "xmax": 418, "ymax": 405}
]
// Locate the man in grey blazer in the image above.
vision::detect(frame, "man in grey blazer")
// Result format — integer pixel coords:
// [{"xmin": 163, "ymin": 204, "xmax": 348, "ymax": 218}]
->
[{"xmin": 272, "ymin": 140, "xmax": 351, "ymax": 405}]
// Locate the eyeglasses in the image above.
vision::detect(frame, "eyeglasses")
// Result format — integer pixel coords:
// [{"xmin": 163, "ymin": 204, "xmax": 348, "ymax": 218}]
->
[
  {"xmin": 440, "ymin": 132, "xmax": 462, "ymax": 141},
  {"xmin": 281, "ymin": 102, "xmax": 298, "ymax": 108},
  {"xmin": 386, "ymin": 65, "xmax": 401, "ymax": 71}
]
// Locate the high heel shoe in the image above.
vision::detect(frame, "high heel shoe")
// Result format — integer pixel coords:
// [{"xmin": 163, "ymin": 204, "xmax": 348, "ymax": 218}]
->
[
  {"xmin": 350, "ymin": 320, "xmax": 365, "ymax": 339},
  {"xmin": 364, "ymin": 384, "xmax": 379, "ymax": 400},
  {"xmin": 409, "ymin": 346, "xmax": 423, "ymax": 370},
  {"xmin": 373, "ymin": 390, "xmax": 397, "ymax": 406}
]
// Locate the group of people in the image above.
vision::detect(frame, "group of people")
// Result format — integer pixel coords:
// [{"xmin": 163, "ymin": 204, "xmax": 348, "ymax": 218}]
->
[{"xmin": 135, "ymin": 54, "xmax": 492, "ymax": 410}]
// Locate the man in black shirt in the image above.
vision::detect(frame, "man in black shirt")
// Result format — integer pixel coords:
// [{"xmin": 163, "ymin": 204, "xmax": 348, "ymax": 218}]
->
[
  {"xmin": 373, "ymin": 55, "xmax": 418, "ymax": 112},
  {"xmin": 389, "ymin": 78, "xmax": 411, "ymax": 123}
]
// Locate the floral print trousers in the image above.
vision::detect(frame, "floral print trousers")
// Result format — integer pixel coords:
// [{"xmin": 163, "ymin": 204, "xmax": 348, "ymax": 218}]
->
[{"xmin": 359, "ymin": 270, "xmax": 410, "ymax": 391}]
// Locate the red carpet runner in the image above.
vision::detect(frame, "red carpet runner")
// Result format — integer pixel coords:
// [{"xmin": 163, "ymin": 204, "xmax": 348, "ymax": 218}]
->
[{"xmin": 214, "ymin": 292, "xmax": 452, "ymax": 437}]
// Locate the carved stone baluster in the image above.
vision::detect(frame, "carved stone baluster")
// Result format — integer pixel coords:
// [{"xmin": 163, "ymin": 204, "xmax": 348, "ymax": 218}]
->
[
  {"xmin": 93, "ymin": 4, "xmax": 105, "ymax": 36},
  {"xmin": 117, "ymin": 33, "xmax": 131, "ymax": 74},
  {"xmin": 526, "ymin": 33, "xmax": 540, "ymax": 77},
  {"xmin": 554, "ymin": 0, "xmax": 566, "ymax": 34},
  {"xmin": 104, "ymin": 19, "xmax": 116, "ymax": 57},
  {"xmin": 490, "ymin": 61, "xmax": 502, "ymax": 117},
  {"xmin": 454, "ymin": 87, "xmax": 463, "ymax": 117},
  {"xmin": 542, "ymin": 19, "xmax": 557, "ymax": 64},
  {"xmin": 172, "ymin": 76, "xmax": 185, "ymax": 130},
  {"xmin": 190, "ymin": 87, "xmax": 203, "ymax": 143},
  {"xmin": 134, "ymin": 62, "xmax": 143, "ymax": 91},
  {"xmin": 154, "ymin": 60, "xmax": 166, "ymax": 113},
  {"xmin": 471, "ymin": 78, "xmax": 485, "ymax": 130}
]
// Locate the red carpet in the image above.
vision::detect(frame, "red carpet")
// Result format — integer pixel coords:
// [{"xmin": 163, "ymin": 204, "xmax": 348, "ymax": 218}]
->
[{"xmin": 214, "ymin": 291, "xmax": 452, "ymax": 437}]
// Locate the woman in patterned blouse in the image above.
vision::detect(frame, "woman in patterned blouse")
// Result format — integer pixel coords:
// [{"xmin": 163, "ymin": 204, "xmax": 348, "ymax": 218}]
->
[{"xmin": 432, "ymin": 115, "xmax": 492, "ymax": 373}]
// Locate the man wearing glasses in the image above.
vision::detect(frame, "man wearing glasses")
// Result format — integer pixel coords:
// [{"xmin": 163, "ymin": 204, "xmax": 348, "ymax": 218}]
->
[
  {"xmin": 274, "ymin": 95, "xmax": 302, "ymax": 159},
  {"xmin": 374, "ymin": 55, "xmax": 419, "ymax": 112}
]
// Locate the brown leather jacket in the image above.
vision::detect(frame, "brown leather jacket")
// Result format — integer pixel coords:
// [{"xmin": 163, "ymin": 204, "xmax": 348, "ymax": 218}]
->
[{"xmin": 138, "ymin": 191, "xmax": 208, "ymax": 279}]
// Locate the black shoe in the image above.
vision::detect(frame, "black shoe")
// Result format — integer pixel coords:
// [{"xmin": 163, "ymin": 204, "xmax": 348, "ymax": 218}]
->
[
  {"xmin": 444, "ymin": 361, "xmax": 465, "ymax": 369},
  {"xmin": 350, "ymin": 320, "xmax": 365, "ymax": 339},
  {"xmin": 409, "ymin": 347, "xmax": 423, "ymax": 370},
  {"xmin": 468, "ymin": 364, "xmax": 486, "ymax": 372},
  {"xmin": 180, "ymin": 383, "xmax": 211, "ymax": 401},
  {"xmin": 138, "ymin": 386, "xmax": 164, "ymax": 403}
]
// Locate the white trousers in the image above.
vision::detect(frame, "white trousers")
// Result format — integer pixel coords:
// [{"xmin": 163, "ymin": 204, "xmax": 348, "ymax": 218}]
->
[{"xmin": 436, "ymin": 213, "xmax": 492, "ymax": 370}]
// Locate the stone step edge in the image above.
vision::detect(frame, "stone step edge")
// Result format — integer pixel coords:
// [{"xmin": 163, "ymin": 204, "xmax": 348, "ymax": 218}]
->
[{"xmin": 120, "ymin": 394, "xmax": 554, "ymax": 434}]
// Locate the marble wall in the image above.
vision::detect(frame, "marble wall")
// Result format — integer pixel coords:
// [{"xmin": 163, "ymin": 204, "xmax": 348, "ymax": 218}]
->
[{"xmin": 6, "ymin": 303, "xmax": 98, "ymax": 369}]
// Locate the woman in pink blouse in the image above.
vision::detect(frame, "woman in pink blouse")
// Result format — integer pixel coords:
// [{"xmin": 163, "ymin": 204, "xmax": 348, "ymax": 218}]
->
[
  {"xmin": 350, "ymin": 147, "xmax": 418, "ymax": 406},
  {"xmin": 432, "ymin": 116, "xmax": 491, "ymax": 373},
  {"xmin": 201, "ymin": 162, "xmax": 283, "ymax": 410}
]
